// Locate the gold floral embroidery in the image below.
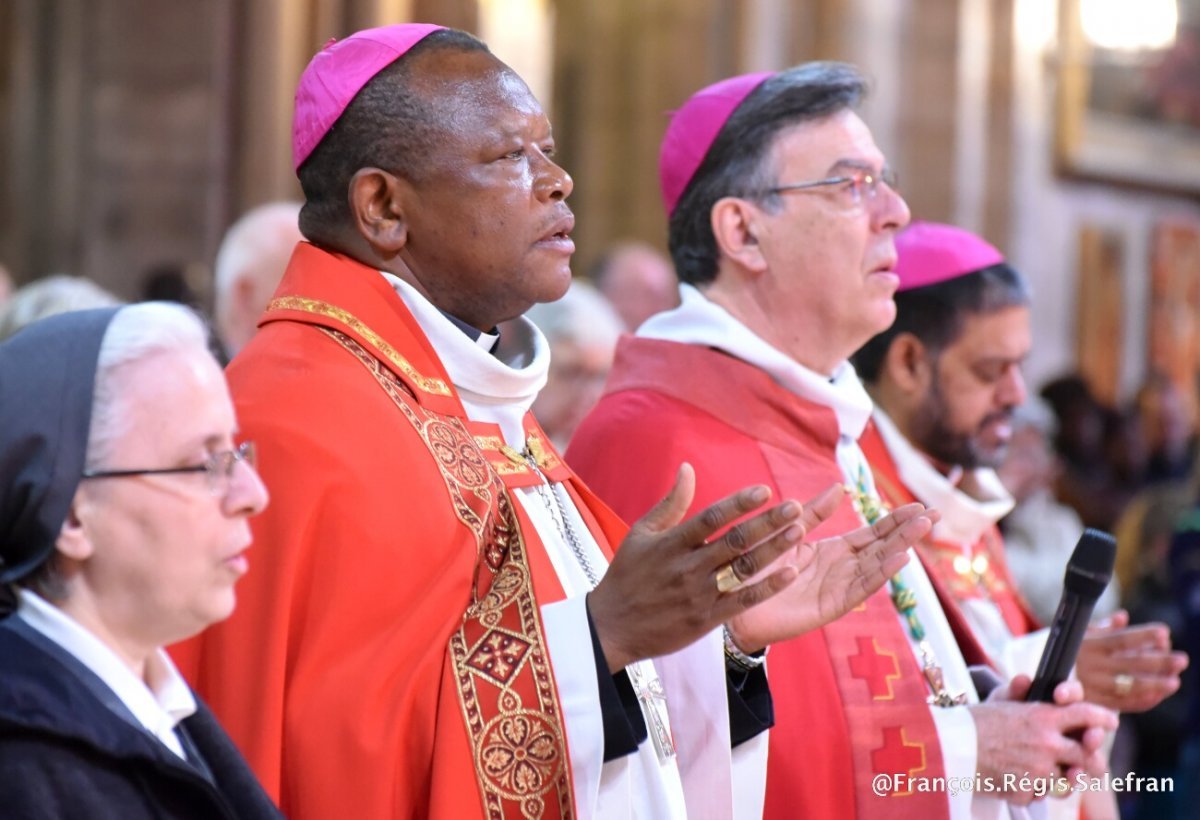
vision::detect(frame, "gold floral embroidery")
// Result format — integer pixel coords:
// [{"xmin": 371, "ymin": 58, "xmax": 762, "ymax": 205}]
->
[{"xmin": 323, "ymin": 327, "xmax": 573, "ymax": 819}]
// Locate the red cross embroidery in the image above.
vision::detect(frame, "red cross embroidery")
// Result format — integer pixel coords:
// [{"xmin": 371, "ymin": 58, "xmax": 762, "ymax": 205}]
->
[
  {"xmin": 872, "ymin": 726, "xmax": 927, "ymax": 791},
  {"xmin": 848, "ymin": 636, "xmax": 901, "ymax": 700}
]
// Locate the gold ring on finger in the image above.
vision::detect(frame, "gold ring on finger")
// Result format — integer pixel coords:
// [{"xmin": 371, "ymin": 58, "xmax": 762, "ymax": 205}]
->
[
  {"xmin": 1113, "ymin": 673, "xmax": 1134, "ymax": 697},
  {"xmin": 715, "ymin": 563, "xmax": 742, "ymax": 593}
]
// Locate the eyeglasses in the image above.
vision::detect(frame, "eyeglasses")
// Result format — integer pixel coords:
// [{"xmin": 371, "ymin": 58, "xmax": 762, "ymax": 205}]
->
[
  {"xmin": 80, "ymin": 441, "xmax": 257, "ymax": 495},
  {"xmin": 764, "ymin": 166, "xmax": 898, "ymax": 207}
]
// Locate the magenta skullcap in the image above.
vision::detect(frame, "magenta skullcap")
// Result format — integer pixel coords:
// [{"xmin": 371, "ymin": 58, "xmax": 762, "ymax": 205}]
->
[
  {"xmin": 659, "ymin": 72, "xmax": 774, "ymax": 217},
  {"xmin": 894, "ymin": 221, "xmax": 1006, "ymax": 292},
  {"xmin": 292, "ymin": 23, "xmax": 445, "ymax": 172}
]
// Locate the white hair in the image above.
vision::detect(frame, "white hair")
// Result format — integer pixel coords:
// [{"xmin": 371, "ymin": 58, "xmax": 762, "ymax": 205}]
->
[
  {"xmin": 213, "ymin": 202, "xmax": 302, "ymax": 351},
  {"xmin": 0, "ymin": 275, "xmax": 122, "ymax": 341},
  {"xmin": 525, "ymin": 280, "xmax": 624, "ymax": 350},
  {"xmin": 86, "ymin": 302, "xmax": 214, "ymax": 469}
]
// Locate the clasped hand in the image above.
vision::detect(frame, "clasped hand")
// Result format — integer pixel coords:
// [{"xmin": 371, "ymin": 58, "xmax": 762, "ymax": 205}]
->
[{"xmin": 972, "ymin": 675, "xmax": 1118, "ymax": 805}]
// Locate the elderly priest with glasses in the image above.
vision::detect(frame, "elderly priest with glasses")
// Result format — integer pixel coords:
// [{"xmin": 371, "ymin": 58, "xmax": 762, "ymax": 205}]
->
[{"xmin": 0, "ymin": 304, "xmax": 279, "ymax": 819}]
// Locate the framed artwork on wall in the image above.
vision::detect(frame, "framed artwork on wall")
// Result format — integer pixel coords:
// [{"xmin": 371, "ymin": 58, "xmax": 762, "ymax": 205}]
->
[
  {"xmin": 1056, "ymin": 0, "xmax": 1200, "ymax": 194},
  {"xmin": 1148, "ymin": 220, "xmax": 1200, "ymax": 410},
  {"xmin": 1074, "ymin": 224, "xmax": 1124, "ymax": 406}
]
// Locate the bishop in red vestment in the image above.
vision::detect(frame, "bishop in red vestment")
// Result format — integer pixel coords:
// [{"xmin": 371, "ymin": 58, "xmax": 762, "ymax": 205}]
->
[
  {"xmin": 570, "ymin": 69, "xmax": 1119, "ymax": 819},
  {"xmin": 174, "ymin": 25, "xmax": 929, "ymax": 820},
  {"xmin": 851, "ymin": 221, "xmax": 1187, "ymax": 715}
]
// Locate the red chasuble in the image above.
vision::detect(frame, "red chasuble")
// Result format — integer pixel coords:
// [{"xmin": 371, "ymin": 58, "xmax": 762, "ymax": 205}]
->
[
  {"xmin": 859, "ymin": 421, "xmax": 1040, "ymax": 641},
  {"xmin": 569, "ymin": 337, "xmax": 968, "ymax": 820},
  {"xmin": 171, "ymin": 242, "xmax": 629, "ymax": 819}
]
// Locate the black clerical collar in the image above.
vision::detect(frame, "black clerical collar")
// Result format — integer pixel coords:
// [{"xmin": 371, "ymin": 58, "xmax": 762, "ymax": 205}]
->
[{"xmin": 438, "ymin": 309, "xmax": 500, "ymax": 354}]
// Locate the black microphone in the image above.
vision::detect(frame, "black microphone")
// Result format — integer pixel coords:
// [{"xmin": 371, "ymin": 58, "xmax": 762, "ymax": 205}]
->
[{"xmin": 1025, "ymin": 528, "xmax": 1117, "ymax": 703}]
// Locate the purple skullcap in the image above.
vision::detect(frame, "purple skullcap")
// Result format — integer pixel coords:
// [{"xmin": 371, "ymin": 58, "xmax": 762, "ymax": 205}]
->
[
  {"xmin": 0, "ymin": 307, "xmax": 122, "ymax": 583},
  {"xmin": 659, "ymin": 72, "xmax": 774, "ymax": 217},
  {"xmin": 894, "ymin": 221, "xmax": 1006, "ymax": 292},
  {"xmin": 292, "ymin": 23, "xmax": 445, "ymax": 172}
]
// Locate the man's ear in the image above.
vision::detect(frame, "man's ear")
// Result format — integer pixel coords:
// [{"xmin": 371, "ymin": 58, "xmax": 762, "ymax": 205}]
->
[
  {"xmin": 884, "ymin": 332, "xmax": 934, "ymax": 396},
  {"xmin": 348, "ymin": 167, "xmax": 409, "ymax": 257},
  {"xmin": 55, "ymin": 496, "xmax": 94, "ymax": 563},
  {"xmin": 710, "ymin": 197, "xmax": 768, "ymax": 275}
]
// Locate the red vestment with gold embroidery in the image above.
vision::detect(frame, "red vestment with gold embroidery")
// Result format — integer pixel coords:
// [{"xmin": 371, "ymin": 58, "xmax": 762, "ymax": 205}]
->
[
  {"xmin": 569, "ymin": 337, "xmax": 993, "ymax": 820},
  {"xmin": 859, "ymin": 421, "xmax": 1040, "ymax": 645},
  {"xmin": 172, "ymin": 243, "xmax": 631, "ymax": 819}
]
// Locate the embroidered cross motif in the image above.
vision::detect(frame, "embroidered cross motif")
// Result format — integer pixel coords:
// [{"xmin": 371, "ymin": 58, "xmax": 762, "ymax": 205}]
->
[
  {"xmin": 848, "ymin": 637, "xmax": 902, "ymax": 700},
  {"xmin": 848, "ymin": 463, "xmax": 966, "ymax": 709},
  {"xmin": 467, "ymin": 630, "xmax": 533, "ymax": 685},
  {"xmin": 871, "ymin": 727, "xmax": 927, "ymax": 793}
]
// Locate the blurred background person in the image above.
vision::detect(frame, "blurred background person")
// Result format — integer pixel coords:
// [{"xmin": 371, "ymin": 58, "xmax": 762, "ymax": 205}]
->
[
  {"xmin": 139, "ymin": 262, "xmax": 207, "ymax": 310},
  {"xmin": 0, "ymin": 274, "xmax": 122, "ymax": 342},
  {"xmin": 1137, "ymin": 372, "xmax": 1198, "ymax": 486},
  {"xmin": 1039, "ymin": 374, "xmax": 1118, "ymax": 530},
  {"xmin": 0, "ymin": 304, "xmax": 277, "ymax": 818},
  {"xmin": 1114, "ymin": 483, "xmax": 1195, "ymax": 820},
  {"xmin": 998, "ymin": 397, "xmax": 1120, "ymax": 627},
  {"xmin": 213, "ymin": 202, "xmax": 303, "ymax": 360},
  {"xmin": 524, "ymin": 280, "xmax": 624, "ymax": 450},
  {"xmin": 1169, "ymin": 462, "xmax": 1200, "ymax": 816},
  {"xmin": 588, "ymin": 240, "xmax": 679, "ymax": 331}
]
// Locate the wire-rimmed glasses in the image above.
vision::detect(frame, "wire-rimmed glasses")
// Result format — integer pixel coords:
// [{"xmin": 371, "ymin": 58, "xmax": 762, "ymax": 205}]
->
[
  {"xmin": 81, "ymin": 441, "xmax": 257, "ymax": 495},
  {"xmin": 764, "ymin": 165, "xmax": 898, "ymax": 207}
]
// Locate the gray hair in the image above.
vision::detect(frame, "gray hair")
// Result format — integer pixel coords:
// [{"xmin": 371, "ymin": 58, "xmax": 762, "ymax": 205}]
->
[
  {"xmin": 669, "ymin": 62, "xmax": 868, "ymax": 286},
  {"xmin": 525, "ymin": 281, "xmax": 624, "ymax": 350},
  {"xmin": 213, "ymin": 201, "xmax": 302, "ymax": 348},
  {"xmin": 0, "ymin": 275, "xmax": 123, "ymax": 341},
  {"xmin": 86, "ymin": 302, "xmax": 213, "ymax": 470}
]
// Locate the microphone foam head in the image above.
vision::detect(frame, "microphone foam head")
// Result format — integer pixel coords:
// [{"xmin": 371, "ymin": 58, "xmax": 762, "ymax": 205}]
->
[{"xmin": 1063, "ymin": 528, "xmax": 1117, "ymax": 599}]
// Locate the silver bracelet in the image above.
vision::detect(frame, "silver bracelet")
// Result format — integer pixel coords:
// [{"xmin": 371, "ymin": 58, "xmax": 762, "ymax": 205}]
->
[{"xmin": 723, "ymin": 625, "xmax": 767, "ymax": 672}]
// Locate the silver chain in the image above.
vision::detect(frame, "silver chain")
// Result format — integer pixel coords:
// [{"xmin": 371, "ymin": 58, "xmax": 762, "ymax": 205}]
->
[
  {"xmin": 524, "ymin": 452, "xmax": 601, "ymax": 587},
  {"xmin": 523, "ymin": 449, "xmax": 678, "ymax": 761}
]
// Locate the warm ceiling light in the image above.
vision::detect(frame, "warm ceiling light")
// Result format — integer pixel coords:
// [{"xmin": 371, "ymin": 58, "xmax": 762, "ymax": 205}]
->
[{"xmin": 1081, "ymin": 0, "xmax": 1179, "ymax": 50}]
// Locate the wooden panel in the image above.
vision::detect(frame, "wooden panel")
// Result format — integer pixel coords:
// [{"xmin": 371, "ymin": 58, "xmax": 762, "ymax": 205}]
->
[
  {"xmin": 230, "ymin": 0, "xmax": 308, "ymax": 212},
  {"xmin": 897, "ymin": 0, "xmax": 959, "ymax": 222},
  {"xmin": 981, "ymin": 0, "xmax": 1014, "ymax": 245},
  {"xmin": 0, "ymin": 0, "xmax": 235, "ymax": 300},
  {"xmin": 76, "ymin": 0, "xmax": 234, "ymax": 301},
  {"xmin": 1075, "ymin": 224, "xmax": 1124, "ymax": 406},
  {"xmin": 551, "ymin": 0, "xmax": 735, "ymax": 274},
  {"xmin": 0, "ymin": 0, "xmax": 41, "ymax": 282}
]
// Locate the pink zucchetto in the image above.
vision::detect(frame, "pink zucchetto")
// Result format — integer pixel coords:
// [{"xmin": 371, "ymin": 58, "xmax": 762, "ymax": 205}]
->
[
  {"xmin": 894, "ymin": 221, "xmax": 1006, "ymax": 292},
  {"xmin": 659, "ymin": 72, "xmax": 774, "ymax": 217},
  {"xmin": 292, "ymin": 23, "xmax": 445, "ymax": 172}
]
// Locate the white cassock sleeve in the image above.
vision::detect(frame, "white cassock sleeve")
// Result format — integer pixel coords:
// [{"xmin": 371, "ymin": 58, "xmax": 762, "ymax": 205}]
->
[
  {"xmin": 540, "ymin": 596, "xmax": 607, "ymax": 819},
  {"xmin": 539, "ymin": 595, "xmax": 691, "ymax": 819},
  {"xmin": 653, "ymin": 628, "xmax": 770, "ymax": 820}
]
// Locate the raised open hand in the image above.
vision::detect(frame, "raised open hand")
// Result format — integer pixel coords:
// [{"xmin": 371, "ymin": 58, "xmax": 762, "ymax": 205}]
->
[
  {"xmin": 728, "ymin": 485, "xmax": 935, "ymax": 651},
  {"xmin": 589, "ymin": 463, "xmax": 810, "ymax": 672}
]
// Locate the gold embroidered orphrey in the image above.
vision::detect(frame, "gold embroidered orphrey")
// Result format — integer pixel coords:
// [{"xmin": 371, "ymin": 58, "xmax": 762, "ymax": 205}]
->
[
  {"xmin": 321, "ymin": 325, "xmax": 574, "ymax": 819},
  {"xmin": 269, "ymin": 296, "xmax": 453, "ymax": 396}
]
